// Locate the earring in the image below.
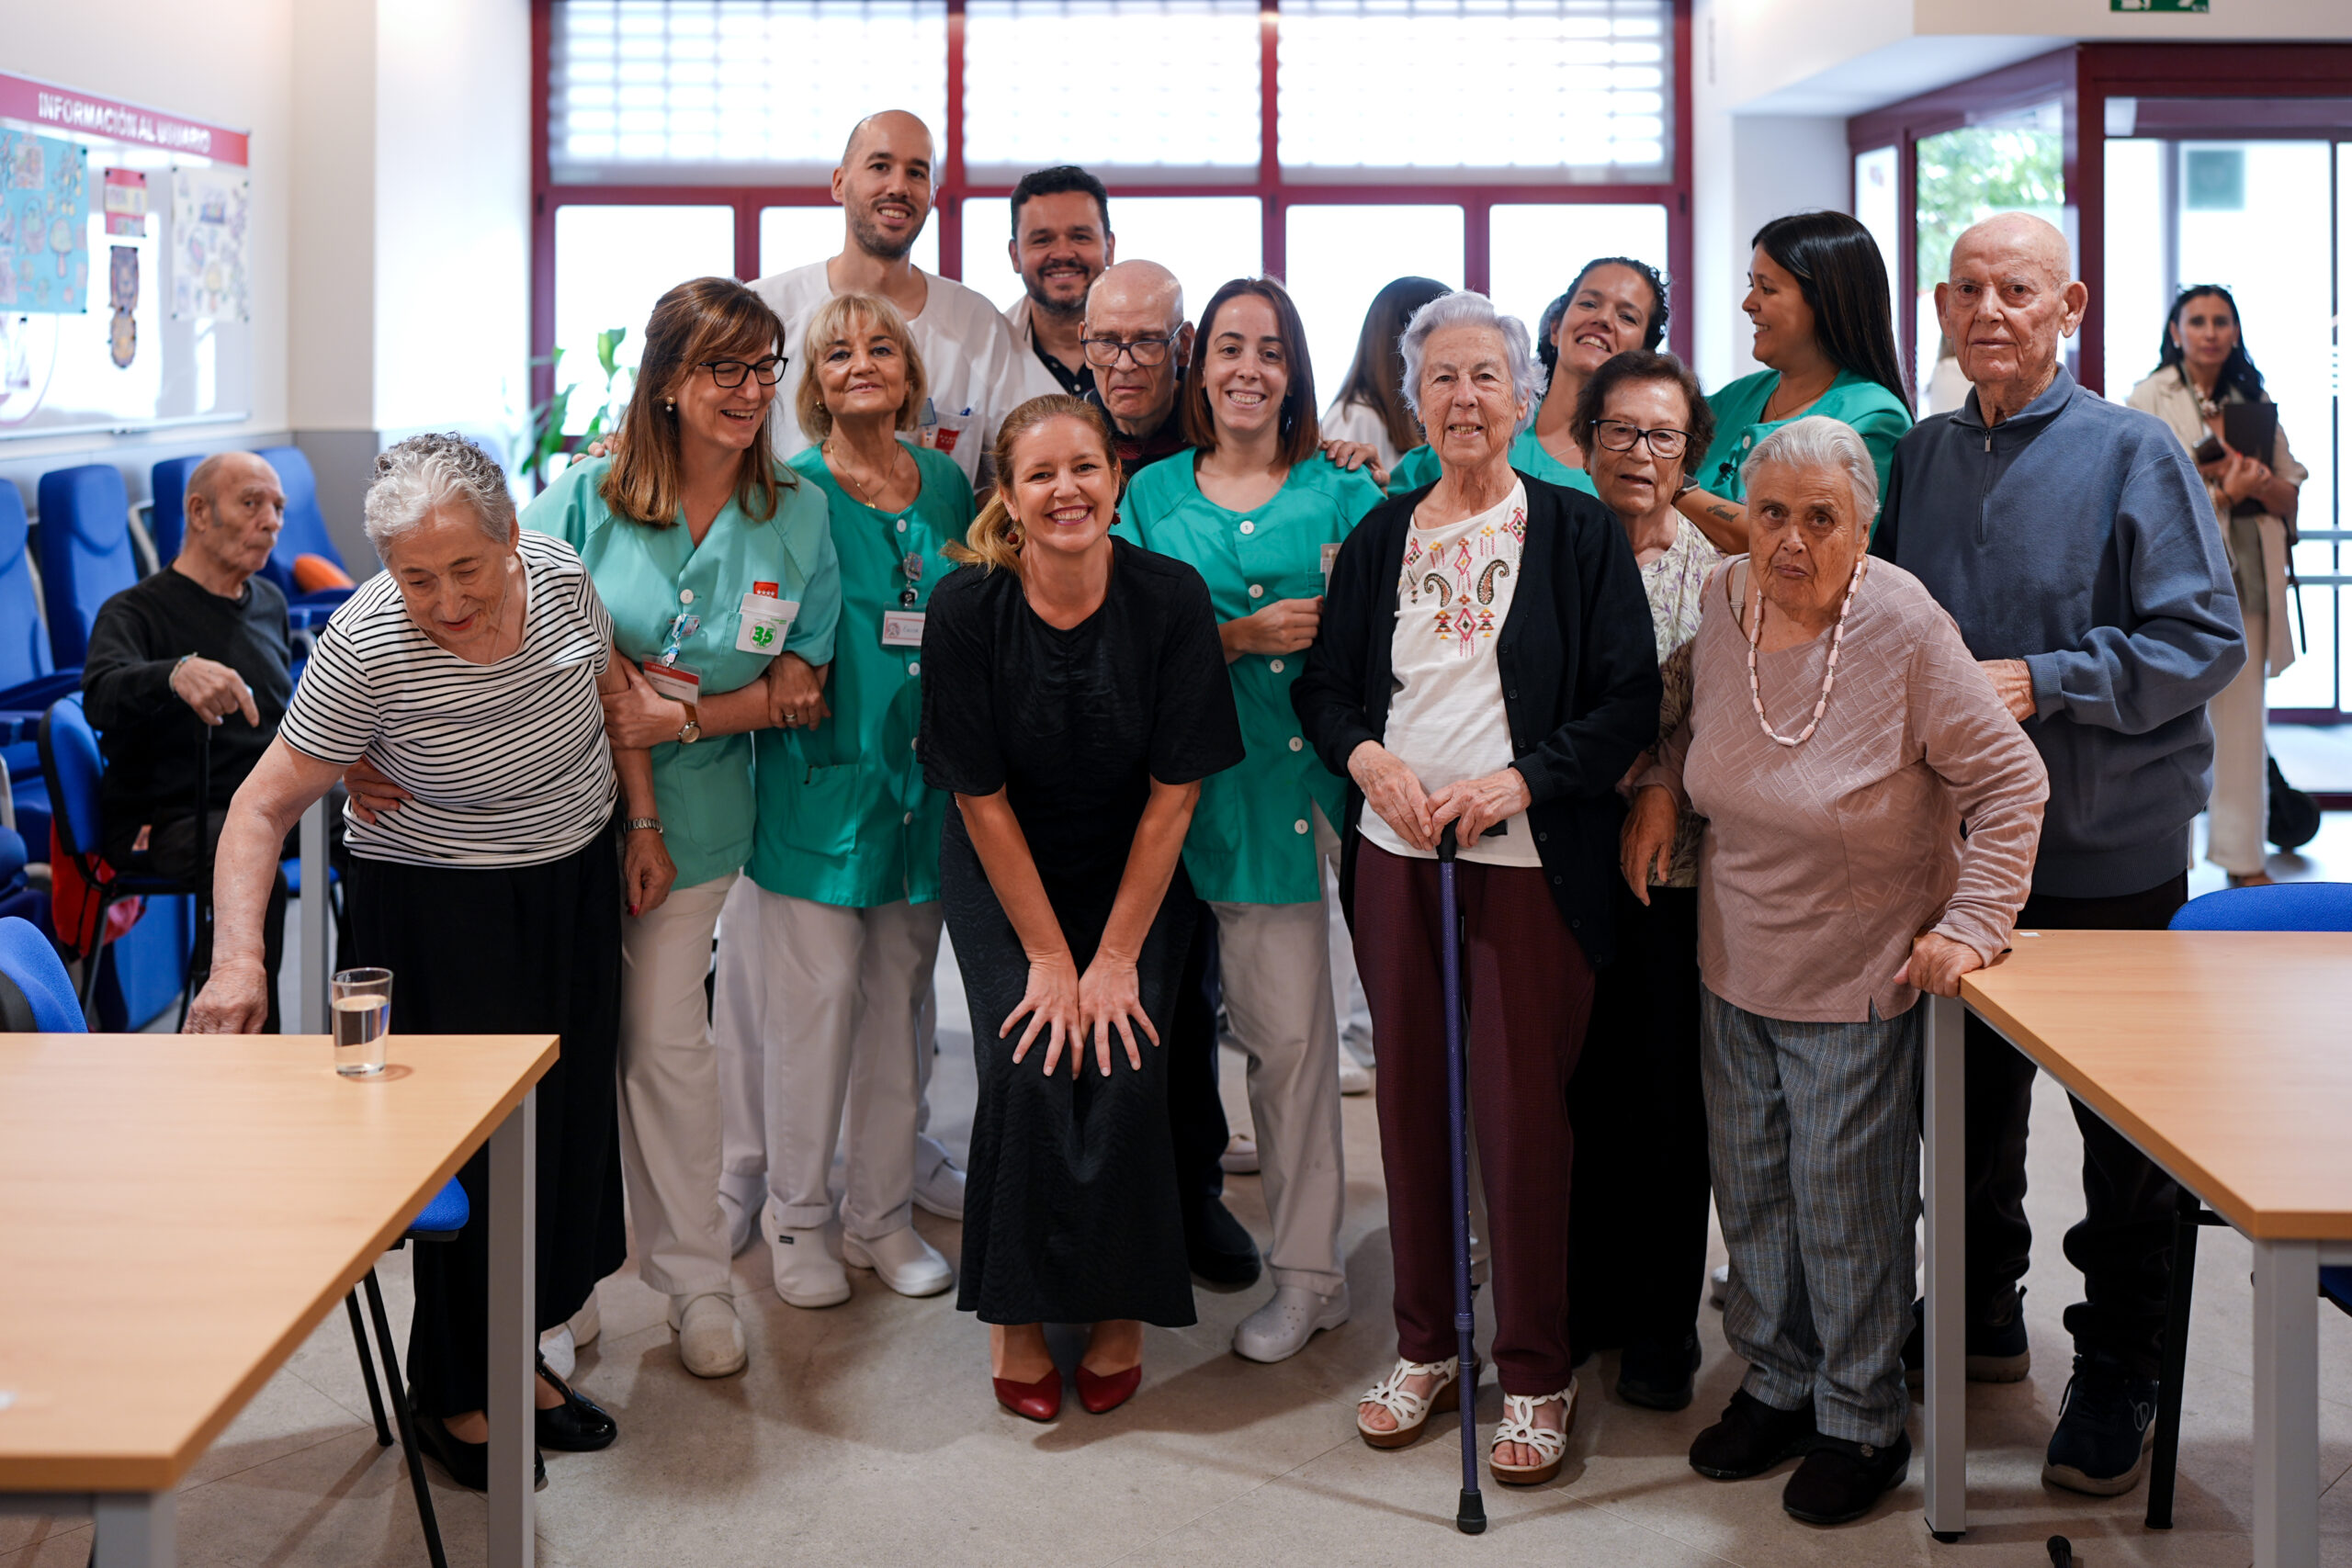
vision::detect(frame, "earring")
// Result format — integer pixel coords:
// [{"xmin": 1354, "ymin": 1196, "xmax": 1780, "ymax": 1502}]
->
[{"xmin": 662, "ymin": 399, "xmax": 677, "ymax": 413}]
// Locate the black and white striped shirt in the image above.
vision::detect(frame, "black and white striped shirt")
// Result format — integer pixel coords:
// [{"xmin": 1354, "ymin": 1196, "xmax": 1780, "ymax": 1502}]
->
[{"xmin": 280, "ymin": 530, "xmax": 618, "ymax": 867}]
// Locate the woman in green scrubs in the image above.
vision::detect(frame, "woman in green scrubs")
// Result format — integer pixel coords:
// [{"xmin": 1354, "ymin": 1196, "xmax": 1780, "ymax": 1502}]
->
[
  {"xmin": 1676, "ymin": 211, "xmax": 1912, "ymax": 551},
  {"xmin": 1114, "ymin": 276, "xmax": 1381, "ymax": 1366},
  {"xmin": 525, "ymin": 276, "xmax": 842, "ymax": 1380},
  {"xmin": 713, "ymin": 290, "xmax": 978, "ymax": 1313}
]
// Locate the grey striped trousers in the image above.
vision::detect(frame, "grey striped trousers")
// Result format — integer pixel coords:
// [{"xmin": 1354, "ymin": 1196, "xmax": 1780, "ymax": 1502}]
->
[{"xmin": 1702, "ymin": 987, "xmax": 1919, "ymax": 1446}]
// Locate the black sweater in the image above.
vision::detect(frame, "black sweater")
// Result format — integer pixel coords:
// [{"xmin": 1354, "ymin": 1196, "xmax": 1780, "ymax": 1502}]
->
[
  {"xmin": 81, "ymin": 568, "xmax": 291, "ymax": 831},
  {"xmin": 1290, "ymin": 471, "xmax": 1661, "ymax": 965}
]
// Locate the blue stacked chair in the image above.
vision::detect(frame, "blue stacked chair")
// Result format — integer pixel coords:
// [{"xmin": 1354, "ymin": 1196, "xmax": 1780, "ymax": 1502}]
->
[
  {"xmin": 0, "ymin": 913, "xmax": 81, "ymax": 1031},
  {"xmin": 0, "ymin": 479, "xmax": 76, "ymax": 856},
  {"xmin": 148, "ymin": 454, "xmax": 209, "ymax": 566},
  {"xmin": 252, "ymin": 446, "xmax": 356, "ymax": 616},
  {"xmin": 35, "ymin": 465, "xmax": 142, "ymax": 670},
  {"xmin": 2144, "ymin": 880, "xmax": 2352, "ymax": 1530}
]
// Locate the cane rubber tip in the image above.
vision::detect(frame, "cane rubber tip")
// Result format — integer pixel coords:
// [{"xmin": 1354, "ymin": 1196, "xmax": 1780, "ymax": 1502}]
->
[{"xmin": 1456, "ymin": 1491, "xmax": 1487, "ymax": 1534}]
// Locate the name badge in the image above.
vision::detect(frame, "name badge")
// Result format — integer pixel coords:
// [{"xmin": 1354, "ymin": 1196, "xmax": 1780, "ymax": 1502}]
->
[
  {"xmin": 881, "ymin": 610, "xmax": 927, "ymax": 648},
  {"xmin": 641, "ymin": 659, "xmax": 703, "ymax": 705},
  {"xmin": 1321, "ymin": 541, "xmax": 1341, "ymax": 591},
  {"xmin": 737, "ymin": 592, "xmax": 798, "ymax": 654}
]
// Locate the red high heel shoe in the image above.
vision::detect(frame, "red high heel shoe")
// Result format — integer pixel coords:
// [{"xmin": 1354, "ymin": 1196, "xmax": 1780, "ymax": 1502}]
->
[
  {"xmin": 1075, "ymin": 1361, "xmax": 1142, "ymax": 1415},
  {"xmin": 992, "ymin": 1367, "xmax": 1062, "ymax": 1422}
]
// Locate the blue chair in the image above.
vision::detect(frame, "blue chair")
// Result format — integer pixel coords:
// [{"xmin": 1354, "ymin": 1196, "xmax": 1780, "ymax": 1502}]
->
[
  {"xmin": 35, "ymin": 465, "xmax": 141, "ymax": 670},
  {"xmin": 252, "ymin": 446, "xmax": 356, "ymax": 612},
  {"xmin": 0, "ymin": 480, "xmax": 75, "ymax": 853},
  {"xmin": 0, "ymin": 912, "xmax": 82, "ymax": 1031},
  {"xmin": 2146, "ymin": 881, "xmax": 2352, "ymax": 1530},
  {"xmin": 34, "ymin": 694, "xmax": 206, "ymax": 1017},
  {"xmin": 348, "ymin": 1177, "xmax": 464, "ymax": 1568},
  {"xmin": 148, "ymin": 454, "xmax": 208, "ymax": 566}
]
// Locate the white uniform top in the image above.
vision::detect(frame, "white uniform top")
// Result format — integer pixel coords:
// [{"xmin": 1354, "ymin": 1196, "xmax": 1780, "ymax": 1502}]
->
[
  {"xmin": 1320, "ymin": 395, "xmax": 1407, "ymax": 473},
  {"xmin": 754, "ymin": 259, "xmax": 1060, "ymax": 494}
]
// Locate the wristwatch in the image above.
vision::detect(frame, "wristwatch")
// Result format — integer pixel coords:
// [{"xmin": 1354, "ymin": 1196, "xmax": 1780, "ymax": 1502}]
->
[
  {"xmin": 622, "ymin": 818, "xmax": 663, "ymax": 835},
  {"xmin": 676, "ymin": 704, "xmax": 702, "ymax": 745}
]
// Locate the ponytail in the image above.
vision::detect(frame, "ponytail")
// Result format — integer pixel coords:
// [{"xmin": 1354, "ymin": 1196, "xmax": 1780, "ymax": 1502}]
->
[{"xmin": 945, "ymin": 491, "xmax": 1023, "ymax": 572}]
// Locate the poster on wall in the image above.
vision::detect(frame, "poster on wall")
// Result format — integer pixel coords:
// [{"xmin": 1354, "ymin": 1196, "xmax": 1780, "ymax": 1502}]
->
[
  {"xmin": 170, "ymin": 165, "xmax": 247, "ymax": 321},
  {"xmin": 0, "ymin": 129, "xmax": 91, "ymax": 313}
]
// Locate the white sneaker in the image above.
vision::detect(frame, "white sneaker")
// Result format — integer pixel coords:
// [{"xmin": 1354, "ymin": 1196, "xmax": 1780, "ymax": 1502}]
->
[
  {"xmin": 1234, "ymin": 1282, "xmax": 1351, "ymax": 1363},
  {"xmin": 1337, "ymin": 1055, "xmax": 1374, "ymax": 1097},
  {"xmin": 842, "ymin": 1225, "xmax": 954, "ymax": 1298},
  {"xmin": 672, "ymin": 1292, "xmax": 746, "ymax": 1378},
  {"xmin": 537, "ymin": 1323, "xmax": 575, "ymax": 1382},
  {"xmin": 764, "ymin": 1208, "xmax": 852, "ymax": 1309},
  {"xmin": 1221, "ymin": 1134, "xmax": 1260, "ymax": 1175},
  {"xmin": 913, "ymin": 1154, "xmax": 967, "ymax": 1222}
]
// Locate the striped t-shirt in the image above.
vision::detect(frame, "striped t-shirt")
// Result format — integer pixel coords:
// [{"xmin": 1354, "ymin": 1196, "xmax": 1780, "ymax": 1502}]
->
[{"xmin": 280, "ymin": 530, "xmax": 618, "ymax": 867}]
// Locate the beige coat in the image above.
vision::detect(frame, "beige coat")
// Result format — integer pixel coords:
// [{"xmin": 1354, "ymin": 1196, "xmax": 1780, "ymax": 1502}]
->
[{"xmin": 2126, "ymin": 370, "xmax": 2304, "ymax": 677}]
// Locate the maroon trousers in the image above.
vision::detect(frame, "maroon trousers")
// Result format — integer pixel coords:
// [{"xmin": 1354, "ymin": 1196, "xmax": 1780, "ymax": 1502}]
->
[{"xmin": 1354, "ymin": 840, "xmax": 1596, "ymax": 1395}]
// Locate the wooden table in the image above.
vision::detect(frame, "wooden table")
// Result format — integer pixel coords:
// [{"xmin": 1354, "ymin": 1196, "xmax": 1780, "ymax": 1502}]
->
[
  {"xmin": 0, "ymin": 1033, "xmax": 556, "ymax": 1567},
  {"xmin": 1923, "ymin": 931, "xmax": 2352, "ymax": 1567}
]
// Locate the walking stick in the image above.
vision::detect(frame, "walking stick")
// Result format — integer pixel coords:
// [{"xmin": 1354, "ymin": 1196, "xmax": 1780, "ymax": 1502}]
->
[{"xmin": 1439, "ymin": 821, "xmax": 1485, "ymax": 1534}]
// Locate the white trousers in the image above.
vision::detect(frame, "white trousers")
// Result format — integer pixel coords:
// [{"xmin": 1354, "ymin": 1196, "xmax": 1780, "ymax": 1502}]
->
[
  {"xmin": 2205, "ymin": 601, "xmax": 2269, "ymax": 877},
  {"xmin": 1323, "ymin": 856, "xmax": 1375, "ymax": 1066},
  {"xmin": 1209, "ymin": 888, "xmax": 1347, "ymax": 1294},
  {"xmin": 616, "ymin": 873, "xmax": 738, "ymax": 1302}
]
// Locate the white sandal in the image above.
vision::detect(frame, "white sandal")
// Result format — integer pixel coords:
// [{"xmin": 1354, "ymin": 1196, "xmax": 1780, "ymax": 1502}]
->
[
  {"xmin": 1356, "ymin": 1356, "xmax": 1469, "ymax": 1450},
  {"xmin": 1488, "ymin": 1377, "xmax": 1577, "ymax": 1485}
]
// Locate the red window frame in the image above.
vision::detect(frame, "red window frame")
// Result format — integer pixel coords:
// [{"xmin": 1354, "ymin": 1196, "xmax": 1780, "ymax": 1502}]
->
[{"xmin": 528, "ymin": 0, "xmax": 1694, "ymax": 412}]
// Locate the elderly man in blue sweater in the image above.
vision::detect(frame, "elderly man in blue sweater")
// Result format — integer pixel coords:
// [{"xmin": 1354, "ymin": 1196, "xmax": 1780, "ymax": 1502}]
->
[{"xmin": 1872, "ymin": 212, "xmax": 2244, "ymax": 1499}]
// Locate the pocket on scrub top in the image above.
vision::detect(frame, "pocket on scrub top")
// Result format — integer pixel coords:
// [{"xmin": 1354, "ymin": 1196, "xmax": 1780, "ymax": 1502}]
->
[{"xmin": 776, "ymin": 761, "xmax": 863, "ymax": 858}]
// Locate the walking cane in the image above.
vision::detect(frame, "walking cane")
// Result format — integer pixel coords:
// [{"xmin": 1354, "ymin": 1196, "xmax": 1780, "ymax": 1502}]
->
[{"xmin": 1438, "ymin": 821, "xmax": 1485, "ymax": 1535}]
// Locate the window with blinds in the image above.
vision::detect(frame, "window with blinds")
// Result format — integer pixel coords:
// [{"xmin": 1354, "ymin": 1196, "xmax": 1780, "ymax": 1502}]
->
[
  {"xmin": 549, "ymin": 1, "xmax": 949, "ymax": 181},
  {"xmin": 1276, "ymin": 0, "xmax": 1671, "ymax": 178}
]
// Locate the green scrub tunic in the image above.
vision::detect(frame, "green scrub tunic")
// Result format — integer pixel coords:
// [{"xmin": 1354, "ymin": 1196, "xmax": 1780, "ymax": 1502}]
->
[
  {"xmin": 1696, "ymin": 367, "xmax": 1913, "ymax": 505},
  {"xmin": 752, "ymin": 444, "xmax": 976, "ymax": 908},
  {"xmin": 1115, "ymin": 453, "xmax": 1383, "ymax": 905},
  {"xmin": 1386, "ymin": 429, "xmax": 1597, "ymax": 498},
  {"xmin": 525, "ymin": 455, "xmax": 842, "ymax": 890}
]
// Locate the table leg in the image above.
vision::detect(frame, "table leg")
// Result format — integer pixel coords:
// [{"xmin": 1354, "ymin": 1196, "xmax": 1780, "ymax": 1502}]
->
[
  {"xmin": 489, "ymin": 1089, "xmax": 537, "ymax": 1568},
  {"xmin": 92, "ymin": 1491, "xmax": 174, "ymax": 1567},
  {"xmin": 1923, "ymin": 993, "xmax": 1966, "ymax": 1541},
  {"xmin": 2252, "ymin": 1237, "xmax": 2319, "ymax": 1568},
  {"xmin": 299, "ymin": 796, "xmax": 327, "ymax": 1034}
]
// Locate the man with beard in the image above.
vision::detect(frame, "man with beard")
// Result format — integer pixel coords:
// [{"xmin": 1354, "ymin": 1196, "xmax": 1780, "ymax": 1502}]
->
[
  {"xmin": 1002, "ymin": 165, "xmax": 1114, "ymax": 399},
  {"xmin": 754, "ymin": 109, "xmax": 1057, "ymax": 496}
]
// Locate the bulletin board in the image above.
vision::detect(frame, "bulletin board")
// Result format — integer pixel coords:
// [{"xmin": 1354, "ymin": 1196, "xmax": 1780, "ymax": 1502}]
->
[{"xmin": 0, "ymin": 73, "xmax": 254, "ymax": 440}]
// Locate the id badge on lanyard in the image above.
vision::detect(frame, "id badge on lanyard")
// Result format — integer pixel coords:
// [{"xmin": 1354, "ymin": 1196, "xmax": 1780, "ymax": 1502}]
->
[{"xmin": 882, "ymin": 549, "xmax": 926, "ymax": 647}]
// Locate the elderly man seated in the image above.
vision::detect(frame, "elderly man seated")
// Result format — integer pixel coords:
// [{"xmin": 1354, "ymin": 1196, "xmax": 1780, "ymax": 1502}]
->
[{"xmin": 81, "ymin": 450, "xmax": 295, "ymax": 1029}]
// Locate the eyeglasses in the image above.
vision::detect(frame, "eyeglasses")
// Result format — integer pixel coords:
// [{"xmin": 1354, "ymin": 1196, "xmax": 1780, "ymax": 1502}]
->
[
  {"xmin": 1590, "ymin": 419, "xmax": 1690, "ymax": 460},
  {"xmin": 699, "ymin": 355, "xmax": 787, "ymax": 389},
  {"xmin": 1081, "ymin": 334, "xmax": 1177, "ymax": 368}
]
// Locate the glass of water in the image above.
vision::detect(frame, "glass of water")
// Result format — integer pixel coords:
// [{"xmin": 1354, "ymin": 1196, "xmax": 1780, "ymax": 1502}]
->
[{"xmin": 332, "ymin": 967, "xmax": 393, "ymax": 1077}]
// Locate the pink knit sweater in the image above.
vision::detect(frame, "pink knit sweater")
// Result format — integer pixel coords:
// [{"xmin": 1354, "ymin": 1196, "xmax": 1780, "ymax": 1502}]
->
[{"xmin": 1647, "ymin": 558, "xmax": 2049, "ymax": 1023}]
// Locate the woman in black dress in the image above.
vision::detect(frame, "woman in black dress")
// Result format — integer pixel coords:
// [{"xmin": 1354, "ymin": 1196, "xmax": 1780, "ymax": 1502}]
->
[{"xmin": 920, "ymin": 394, "xmax": 1243, "ymax": 1421}]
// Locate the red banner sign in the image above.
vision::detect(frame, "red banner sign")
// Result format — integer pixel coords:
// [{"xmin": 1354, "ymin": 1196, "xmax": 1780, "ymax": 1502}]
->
[{"xmin": 0, "ymin": 73, "xmax": 248, "ymax": 166}]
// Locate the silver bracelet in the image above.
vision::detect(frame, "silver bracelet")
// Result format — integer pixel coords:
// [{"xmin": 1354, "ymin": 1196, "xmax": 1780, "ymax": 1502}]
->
[{"xmin": 621, "ymin": 817, "xmax": 663, "ymax": 835}]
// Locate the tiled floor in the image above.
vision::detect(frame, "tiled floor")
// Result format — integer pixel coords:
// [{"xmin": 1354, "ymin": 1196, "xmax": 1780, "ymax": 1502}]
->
[{"xmin": 11, "ymin": 817, "xmax": 2350, "ymax": 1567}]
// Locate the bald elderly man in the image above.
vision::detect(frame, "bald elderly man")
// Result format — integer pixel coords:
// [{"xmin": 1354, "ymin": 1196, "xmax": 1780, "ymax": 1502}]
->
[
  {"xmin": 753, "ymin": 108, "xmax": 1057, "ymax": 497},
  {"xmin": 81, "ymin": 450, "xmax": 298, "ymax": 1029},
  {"xmin": 1080, "ymin": 259, "xmax": 1195, "ymax": 484},
  {"xmin": 1872, "ymin": 213, "xmax": 2243, "ymax": 1498}
]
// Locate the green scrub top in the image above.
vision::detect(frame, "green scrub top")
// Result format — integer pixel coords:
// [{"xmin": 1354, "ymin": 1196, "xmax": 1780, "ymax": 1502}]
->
[
  {"xmin": 1696, "ymin": 367, "xmax": 1912, "ymax": 505},
  {"xmin": 523, "ymin": 455, "xmax": 842, "ymax": 890},
  {"xmin": 751, "ymin": 444, "xmax": 976, "ymax": 908},
  {"xmin": 1386, "ymin": 429, "xmax": 1597, "ymax": 499},
  {"xmin": 1114, "ymin": 453, "xmax": 1383, "ymax": 905}
]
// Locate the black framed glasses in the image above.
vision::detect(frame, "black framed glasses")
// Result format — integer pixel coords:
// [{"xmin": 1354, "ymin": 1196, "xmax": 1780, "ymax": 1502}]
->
[
  {"xmin": 1081, "ymin": 334, "xmax": 1176, "ymax": 368},
  {"xmin": 1590, "ymin": 419, "xmax": 1690, "ymax": 460},
  {"xmin": 699, "ymin": 355, "xmax": 787, "ymax": 389}
]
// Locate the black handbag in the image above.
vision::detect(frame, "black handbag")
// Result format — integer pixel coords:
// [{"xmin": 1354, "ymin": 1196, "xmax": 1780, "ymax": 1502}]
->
[{"xmin": 2267, "ymin": 756, "xmax": 2321, "ymax": 852}]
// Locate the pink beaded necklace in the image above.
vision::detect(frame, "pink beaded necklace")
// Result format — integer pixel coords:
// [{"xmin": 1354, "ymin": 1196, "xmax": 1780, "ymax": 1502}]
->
[{"xmin": 1744, "ymin": 554, "xmax": 1868, "ymax": 748}]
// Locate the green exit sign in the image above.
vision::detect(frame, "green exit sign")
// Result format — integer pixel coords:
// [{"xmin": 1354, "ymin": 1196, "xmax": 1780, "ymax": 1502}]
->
[{"xmin": 2112, "ymin": 0, "xmax": 2209, "ymax": 10}]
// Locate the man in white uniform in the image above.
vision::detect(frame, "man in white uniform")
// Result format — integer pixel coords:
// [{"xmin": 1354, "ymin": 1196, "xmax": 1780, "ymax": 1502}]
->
[
  {"xmin": 753, "ymin": 108, "xmax": 1058, "ymax": 496},
  {"xmin": 720, "ymin": 109, "xmax": 1058, "ymax": 1263}
]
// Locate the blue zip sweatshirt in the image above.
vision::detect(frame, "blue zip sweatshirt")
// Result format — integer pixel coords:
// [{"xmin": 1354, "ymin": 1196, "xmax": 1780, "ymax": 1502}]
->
[{"xmin": 1871, "ymin": 366, "xmax": 2244, "ymax": 899}]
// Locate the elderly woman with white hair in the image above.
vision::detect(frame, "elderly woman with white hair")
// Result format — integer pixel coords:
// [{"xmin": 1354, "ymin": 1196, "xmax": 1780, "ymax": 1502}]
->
[
  {"xmin": 1624, "ymin": 414, "xmax": 2047, "ymax": 1527},
  {"xmin": 188, "ymin": 433, "xmax": 667, "ymax": 1490},
  {"xmin": 1293, "ymin": 291, "xmax": 1660, "ymax": 1485}
]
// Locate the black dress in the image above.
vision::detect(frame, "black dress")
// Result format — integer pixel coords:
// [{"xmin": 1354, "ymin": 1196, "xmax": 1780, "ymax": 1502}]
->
[{"xmin": 920, "ymin": 538, "xmax": 1244, "ymax": 1326}]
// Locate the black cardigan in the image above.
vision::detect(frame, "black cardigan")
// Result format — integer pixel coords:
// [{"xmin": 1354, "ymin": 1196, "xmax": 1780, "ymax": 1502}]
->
[{"xmin": 1290, "ymin": 471, "xmax": 1662, "ymax": 965}]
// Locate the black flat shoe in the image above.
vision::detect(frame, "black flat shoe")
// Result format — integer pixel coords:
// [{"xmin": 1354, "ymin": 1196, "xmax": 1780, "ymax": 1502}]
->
[
  {"xmin": 535, "ymin": 1361, "xmax": 618, "ymax": 1452},
  {"xmin": 1689, "ymin": 1389, "xmax": 1817, "ymax": 1480},
  {"xmin": 411, "ymin": 1405, "xmax": 546, "ymax": 1493},
  {"xmin": 1618, "ymin": 1331, "xmax": 1702, "ymax": 1412},
  {"xmin": 1782, "ymin": 1431, "xmax": 1911, "ymax": 1526},
  {"xmin": 1184, "ymin": 1197, "xmax": 1261, "ymax": 1288}
]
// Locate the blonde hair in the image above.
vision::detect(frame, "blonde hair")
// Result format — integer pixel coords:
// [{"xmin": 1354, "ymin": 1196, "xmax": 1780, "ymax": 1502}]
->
[
  {"xmin": 944, "ymin": 395, "xmax": 1121, "ymax": 574},
  {"xmin": 795, "ymin": 292, "xmax": 929, "ymax": 445}
]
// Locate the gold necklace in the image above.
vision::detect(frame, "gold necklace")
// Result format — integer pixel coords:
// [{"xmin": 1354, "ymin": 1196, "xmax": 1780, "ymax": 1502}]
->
[{"xmin": 826, "ymin": 438, "xmax": 905, "ymax": 508}]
